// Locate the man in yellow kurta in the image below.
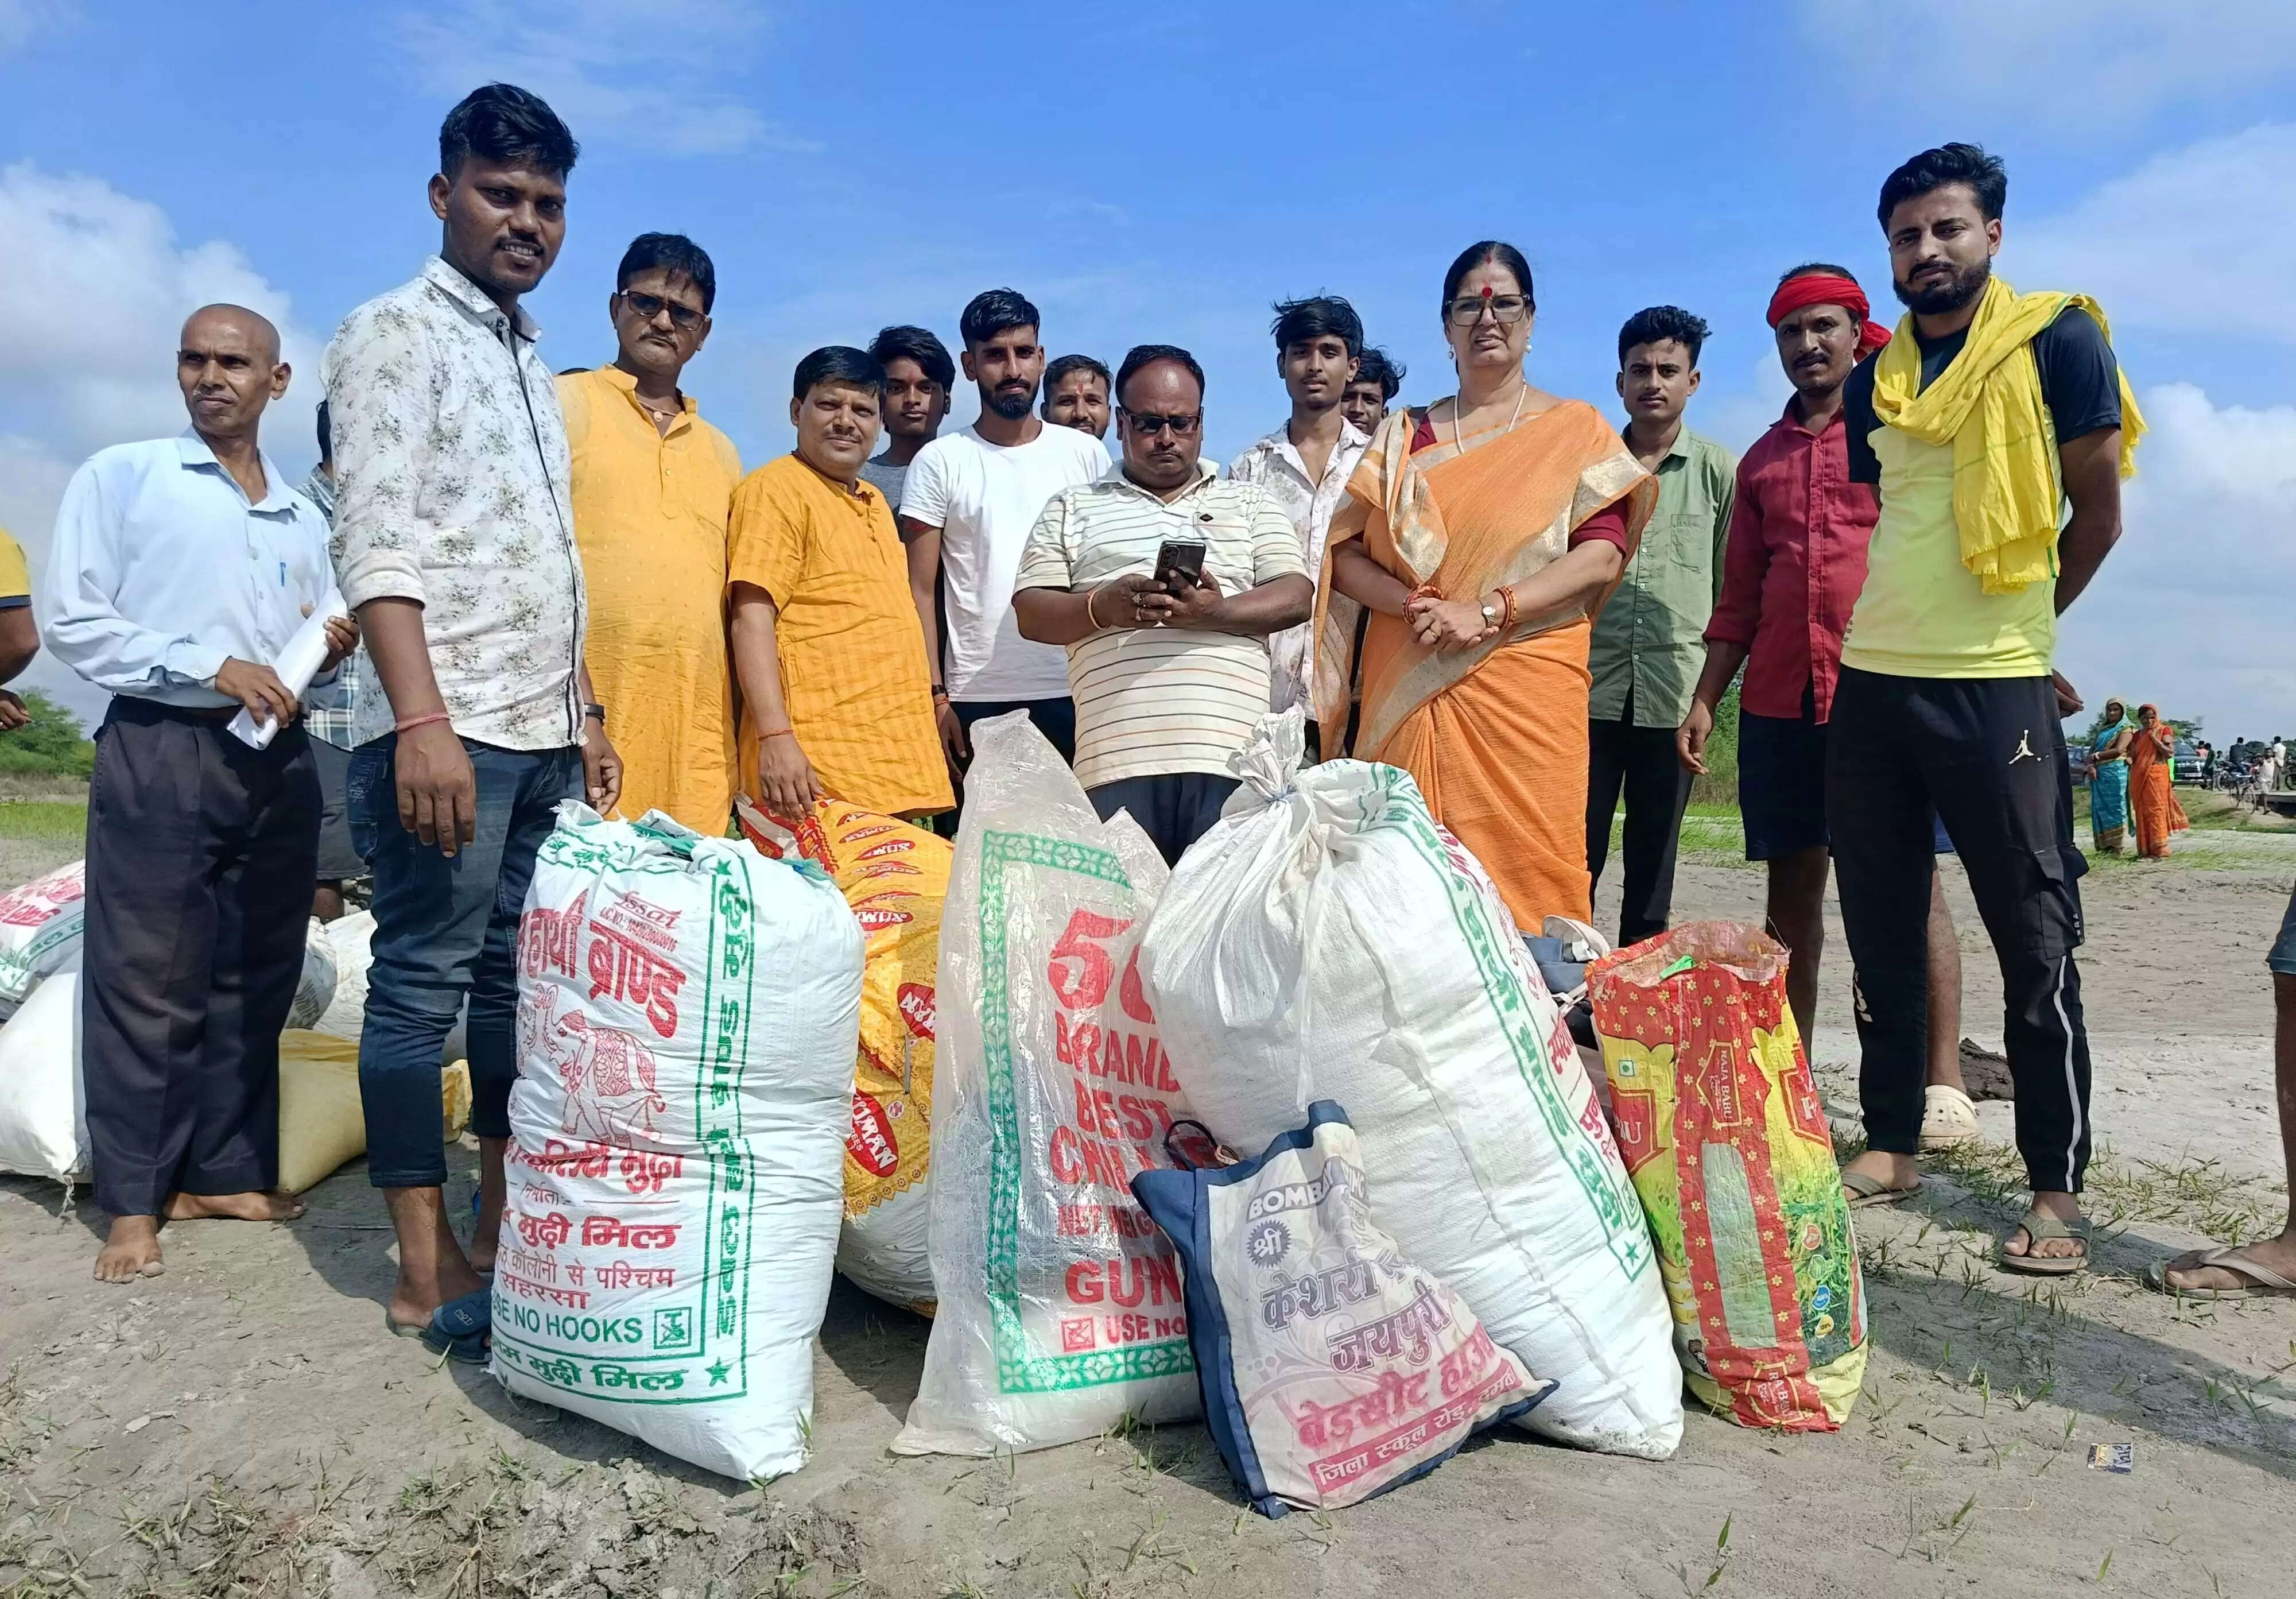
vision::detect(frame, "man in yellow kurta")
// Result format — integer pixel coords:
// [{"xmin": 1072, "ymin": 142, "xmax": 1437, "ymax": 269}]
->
[
  {"xmin": 727, "ymin": 347, "xmax": 952, "ymax": 820},
  {"xmin": 0, "ymin": 526, "xmax": 37, "ymax": 728},
  {"xmin": 559, "ymin": 234, "xmax": 742, "ymax": 831}
]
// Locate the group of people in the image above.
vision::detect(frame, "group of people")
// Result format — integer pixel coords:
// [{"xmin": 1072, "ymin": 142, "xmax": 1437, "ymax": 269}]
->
[
  {"xmin": 2085, "ymin": 699, "xmax": 2188, "ymax": 858},
  {"xmin": 19, "ymin": 80, "xmax": 2296, "ymax": 1344}
]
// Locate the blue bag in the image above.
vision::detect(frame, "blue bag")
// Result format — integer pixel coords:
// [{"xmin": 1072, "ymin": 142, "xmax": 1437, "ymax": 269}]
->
[{"xmin": 1132, "ymin": 1101, "xmax": 1555, "ymax": 1516}]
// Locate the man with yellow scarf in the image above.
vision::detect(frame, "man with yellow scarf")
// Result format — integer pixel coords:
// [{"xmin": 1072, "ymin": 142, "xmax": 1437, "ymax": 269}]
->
[{"xmin": 1828, "ymin": 144, "xmax": 2144, "ymax": 1276}]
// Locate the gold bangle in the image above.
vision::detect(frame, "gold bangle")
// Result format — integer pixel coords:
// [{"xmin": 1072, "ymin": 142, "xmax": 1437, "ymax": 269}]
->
[{"xmin": 1085, "ymin": 588, "xmax": 1105, "ymax": 630}]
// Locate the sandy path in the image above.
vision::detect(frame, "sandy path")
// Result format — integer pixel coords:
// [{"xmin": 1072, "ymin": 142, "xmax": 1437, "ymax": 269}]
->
[{"xmin": 0, "ymin": 836, "xmax": 2287, "ymax": 1596}]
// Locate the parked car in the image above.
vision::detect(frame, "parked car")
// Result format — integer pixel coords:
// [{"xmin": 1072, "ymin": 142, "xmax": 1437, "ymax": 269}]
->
[
  {"xmin": 2069, "ymin": 744, "xmax": 2094, "ymax": 784},
  {"xmin": 2174, "ymin": 738, "xmax": 2202, "ymax": 785}
]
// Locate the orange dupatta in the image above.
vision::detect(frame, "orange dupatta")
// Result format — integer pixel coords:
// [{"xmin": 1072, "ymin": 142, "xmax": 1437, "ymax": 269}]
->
[{"xmin": 1313, "ymin": 400, "xmax": 1655, "ymax": 926}]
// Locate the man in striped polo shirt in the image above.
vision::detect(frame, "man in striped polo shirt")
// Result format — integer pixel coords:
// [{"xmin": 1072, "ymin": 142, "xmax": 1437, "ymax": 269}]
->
[{"xmin": 1014, "ymin": 344, "xmax": 1312, "ymax": 864}]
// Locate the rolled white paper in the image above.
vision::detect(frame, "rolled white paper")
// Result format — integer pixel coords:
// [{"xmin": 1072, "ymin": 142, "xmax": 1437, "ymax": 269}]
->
[{"xmin": 228, "ymin": 589, "xmax": 348, "ymax": 750}]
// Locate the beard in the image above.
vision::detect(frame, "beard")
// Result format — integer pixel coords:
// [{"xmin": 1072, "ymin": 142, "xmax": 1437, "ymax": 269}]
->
[
  {"xmin": 983, "ymin": 382, "xmax": 1037, "ymax": 420},
  {"xmin": 1893, "ymin": 253, "xmax": 1991, "ymax": 316}
]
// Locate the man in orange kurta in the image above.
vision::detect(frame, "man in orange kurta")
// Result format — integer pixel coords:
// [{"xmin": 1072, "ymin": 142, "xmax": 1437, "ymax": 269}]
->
[
  {"xmin": 727, "ymin": 346, "xmax": 952, "ymax": 820},
  {"xmin": 559, "ymin": 234, "xmax": 742, "ymax": 831}
]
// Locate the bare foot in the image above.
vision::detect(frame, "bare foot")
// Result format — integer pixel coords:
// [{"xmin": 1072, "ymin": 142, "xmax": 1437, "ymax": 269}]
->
[
  {"xmin": 94, "ymin": 1217, "xmax": 165, "ymax": 1283},
  {"xmin": 382, "ymin": 1184, "xmax": 488, "ymax": 1332},
  {"xmin": 2161, "ymin": 1229, "xmax": 2296, "ymax": 1292},
  {"xmin": 389, "ymin": 1256, "xmax": 488, "ymax": 1333},
  {"xmin": 2001, "ymin": 1189, "xmax": 2086, "ymax": 1261},
  {"xmin": 165, "ymin": 1190, "xmax": 308, "ymax": 1222}
]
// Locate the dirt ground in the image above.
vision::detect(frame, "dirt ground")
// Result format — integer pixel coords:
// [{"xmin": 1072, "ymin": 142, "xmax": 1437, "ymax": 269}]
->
[{"xmin": 2, "ymin": 828, "xmax": 2291, "ymax": 1598}]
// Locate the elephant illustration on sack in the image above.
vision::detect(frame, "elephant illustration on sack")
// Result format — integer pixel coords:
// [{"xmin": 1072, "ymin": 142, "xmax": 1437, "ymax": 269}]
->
[{"xmin": 548, "ymin": 1012, "xmax": 670, "ymax": 1144}]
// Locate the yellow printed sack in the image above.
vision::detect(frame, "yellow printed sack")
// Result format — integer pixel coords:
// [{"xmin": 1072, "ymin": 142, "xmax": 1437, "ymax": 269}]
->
[
  {"xmin": 277, "ymin": 1031, "xmax": 472, "ymax": 1194},
  {"xmin": 736, "ymin": 797, "xmax": 946, "ymax": 1313},
  {"xmin": 1586, "ymin": 922, "xmax": 1866, "ymax": 1429}
]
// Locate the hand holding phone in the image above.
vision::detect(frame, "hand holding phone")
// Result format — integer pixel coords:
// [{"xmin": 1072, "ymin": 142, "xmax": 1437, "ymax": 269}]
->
[{"xmin": 1152, "ymin": 540, "xmax": 1207, "ymax": 594}]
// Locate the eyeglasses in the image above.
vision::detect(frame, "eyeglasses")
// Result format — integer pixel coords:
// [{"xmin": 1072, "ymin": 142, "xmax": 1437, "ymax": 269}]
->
[
  {"xmin": 1444, "ymin": 293, "xmax": 1531, "ymax": 327},
  {"xmin": 1124, "ymin": 409, "xmax": 1202, "ymax": 437},
  {"xmin": 618, "ymin": 291, "xmax": 705, "ymax": 331}
]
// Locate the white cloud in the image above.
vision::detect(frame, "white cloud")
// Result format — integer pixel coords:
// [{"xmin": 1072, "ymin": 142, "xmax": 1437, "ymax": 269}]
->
[
  {"xmin": 393, "ymin": 0, "xmax": 806, "ymax": 159},
  {"xmin": 2053, "ymin": 382, "xmax": 2296, "ymax": 739},
  {"xmin": 0, "ymin": 165, "xmax": 322, "ymax": 731},
  {"xmin": 2011, "ymin": 123, "xmax": 2296, "ymax": 342},
  {"xmin": 1799, "ymin": 1, "xmax": 2296, "ymax": 117},
  {"xmin": 0, "ymin": 162, "xmax": 321, "ymax": 458}
]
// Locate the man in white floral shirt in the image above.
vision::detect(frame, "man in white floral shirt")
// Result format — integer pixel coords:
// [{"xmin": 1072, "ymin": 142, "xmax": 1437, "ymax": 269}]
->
[
  {"xmin": 323, "ymin": 83, "xmax": 620, "ymax": 1362},
  {"xmin": 1227, "ymin": 296, "xmax": 1370, "ymax": 736}
]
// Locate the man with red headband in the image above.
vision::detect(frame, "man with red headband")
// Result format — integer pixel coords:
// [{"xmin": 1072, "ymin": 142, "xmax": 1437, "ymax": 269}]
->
[{"xmin": 1679, "ymin": 264, "xmax": 1978, "ymax": 1153}]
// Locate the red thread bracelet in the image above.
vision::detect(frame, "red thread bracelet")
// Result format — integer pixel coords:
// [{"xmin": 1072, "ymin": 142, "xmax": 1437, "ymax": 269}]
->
[{"xmin": 395, "ymin": 711, "xmax": 452, "ymax": 734}]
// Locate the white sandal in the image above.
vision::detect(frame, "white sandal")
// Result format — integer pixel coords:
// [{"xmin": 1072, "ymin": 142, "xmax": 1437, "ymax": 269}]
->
[{"xmin": 1919, "ymin": 1083, "xmax": 1980, "ymax": 1151}]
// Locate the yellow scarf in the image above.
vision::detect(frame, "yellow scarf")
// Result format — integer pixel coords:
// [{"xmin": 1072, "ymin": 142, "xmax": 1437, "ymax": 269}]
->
[{"xmin": 1871, "ymin": 276, "xmax": 2146, "ymax": 594}]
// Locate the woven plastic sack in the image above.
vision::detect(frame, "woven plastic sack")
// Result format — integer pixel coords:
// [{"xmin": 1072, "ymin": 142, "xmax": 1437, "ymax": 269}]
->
[
  {"xmin": 275, "ymin": 1031, "xmax": 471, "ymax": 1194},
  {"xmin": 1133, "ymin": 1101, "xmax": 1553, "ymax": 1516},
  {"xmin": 493, "ymin": 806, "xmax": 862, "ymax": 1481},
  {"xmin": 893, "ymin": 713, "xmax": 1200, "ymax": 1457},
  {"xmin": 287, "ymin": 919, "xmax": 339, "ymax": 1032},
  {"xmin": 0, "ymin": 862, "xmax": 84, "ymax": 1017},
  {"xmin": 0, "ymin": 971, "xmax": 84, "ymax": 1180},
  {"xmin": 736, "ymin": 797, "xmax": 947, "ymax": 1315},
  {"xmin": 1141, "ymin": 713, "xmax": 1680, "ymax": 1458},
  {"xmin": 1587, "ymin": 921, "xmax": 1867, "ymax": 1430}
]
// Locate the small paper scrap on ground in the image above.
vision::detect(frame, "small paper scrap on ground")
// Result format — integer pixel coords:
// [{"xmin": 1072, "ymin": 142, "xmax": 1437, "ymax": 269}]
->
[{"xmin": 2088, "ymin": 1442, "xmax": 2135, "ymax": 1473}]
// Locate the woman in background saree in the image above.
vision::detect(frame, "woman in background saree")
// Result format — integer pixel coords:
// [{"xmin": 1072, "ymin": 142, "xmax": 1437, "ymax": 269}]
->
[
  {"xmin": 2088, "ymin": 698, "xmax": 2134, "ymax": 854},
  {"xmin": 1320, "ymin": 241, "xmax": 1656, "ymax": 930},
  {"xmin": 2130, "ymin": 703, "xmax": 2188, "ymax": 859}
]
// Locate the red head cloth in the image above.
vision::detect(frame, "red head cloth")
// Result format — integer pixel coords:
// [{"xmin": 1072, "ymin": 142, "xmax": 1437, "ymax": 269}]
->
[{"xmin": 1766, "ymin": 273, "xmax": 1892, "ymax": 358}]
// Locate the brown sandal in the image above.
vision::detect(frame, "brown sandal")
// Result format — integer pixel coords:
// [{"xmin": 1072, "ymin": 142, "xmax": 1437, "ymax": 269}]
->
[
  {"xmin": 1999, "ymin": 1209, "xmax": 2088, "ymax": 1276},
  {"xmin": 1841, "ymin": 1168, "xmax": 1921, "ymax": 1209}
]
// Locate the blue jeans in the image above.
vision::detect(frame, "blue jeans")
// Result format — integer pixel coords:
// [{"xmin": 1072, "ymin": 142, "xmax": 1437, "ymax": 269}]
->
[{"xmin": 348, "ymin": 735, "xmax": 583, "ymax": 1188}]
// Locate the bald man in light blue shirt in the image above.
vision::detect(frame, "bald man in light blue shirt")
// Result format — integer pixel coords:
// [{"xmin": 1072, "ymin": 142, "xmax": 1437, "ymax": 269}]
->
[{"xmin": 42, "ymin": 303, "xmax": 355, "ymax": 1284}]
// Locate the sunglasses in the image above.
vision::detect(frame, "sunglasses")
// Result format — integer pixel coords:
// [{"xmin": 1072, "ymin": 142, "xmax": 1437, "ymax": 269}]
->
[
  {"xmin": 1124, "ymin": 408, "xmax": 1202, "ymax": 437},
  {"xmin": 618, "ymin": 291, "xmax": 706, "ymax": 331},
  {"xmin": 1444, "ymin": 293, "xmax": 1531, "ymax": 327}
]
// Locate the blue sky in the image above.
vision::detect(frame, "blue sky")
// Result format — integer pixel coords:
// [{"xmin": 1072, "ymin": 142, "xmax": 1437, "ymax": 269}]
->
[{"xmin": 4, "ymin": 0, "xmax": 2295, "ymax": 737}]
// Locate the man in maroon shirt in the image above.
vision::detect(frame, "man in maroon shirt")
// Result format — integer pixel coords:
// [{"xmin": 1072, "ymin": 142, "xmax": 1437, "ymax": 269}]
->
[{"xmin": 1678, "ymin": 264, "xmax": 1976, "ymax": 1150}]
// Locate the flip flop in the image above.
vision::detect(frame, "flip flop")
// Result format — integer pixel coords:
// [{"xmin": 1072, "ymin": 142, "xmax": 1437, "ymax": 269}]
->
[
  {"xmin": 1999, "ymin": 1209, "xmax": 2088, "ymax": 1276},
  {"xmin": 1919, "ymin": 1084, "xmax": 1981, "ymax": 1151},
  {"xmin": 1841, "ymin": 1168, "xmax": 1921, "ymax": 1209},
  {"xmin": 385, "ymin": 1308, "xmax": 488, "ymax": 1365},
  {"xmin": 2146, "ymin": 1246, "xmax": 2296, "ymax": 1300}
]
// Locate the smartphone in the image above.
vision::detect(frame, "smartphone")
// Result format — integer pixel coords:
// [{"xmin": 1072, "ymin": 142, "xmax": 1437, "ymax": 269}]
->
[{"xmin": 1153, "ymin": 540, "xmax": 1207, "ymax": 593}]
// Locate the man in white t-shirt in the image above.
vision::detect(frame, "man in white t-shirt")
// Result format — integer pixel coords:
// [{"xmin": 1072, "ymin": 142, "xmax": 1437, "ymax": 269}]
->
[
  {"xmin": 1228, "ymin": 295, "xmax": 1371, "ymax": 725},
  {"xmin": 900, "ymin": 288, "xmax": 1108, "ymax": 793},
  {"xmin": 1013, "ymin": 344, "xmax": 1311, "ymax": 865}
]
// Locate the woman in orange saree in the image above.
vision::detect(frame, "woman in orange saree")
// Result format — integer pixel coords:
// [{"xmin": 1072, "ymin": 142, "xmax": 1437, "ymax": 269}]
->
[
  {"xmin": 2129, "ymin": 703, "xmax": 2189, "ymax": 859},
  {"xmin": 1318, "ymin": 241, "xmax": 1657, "ymax": 931}
]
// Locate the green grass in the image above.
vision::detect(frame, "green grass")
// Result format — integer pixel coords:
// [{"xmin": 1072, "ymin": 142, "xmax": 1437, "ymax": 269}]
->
[{"xmin": 0, "ymin": 802, "xmax": 87, "ymax": 845}]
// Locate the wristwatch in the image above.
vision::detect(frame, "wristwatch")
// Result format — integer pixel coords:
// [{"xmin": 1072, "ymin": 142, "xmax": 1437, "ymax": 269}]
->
[
  {"xmin": 583, "ymin": 702, "xmax": 607, "ymax": 727},
  {"xmin": 1480, "ymin": 599, "xmax": 1501, "ymax": 628}
]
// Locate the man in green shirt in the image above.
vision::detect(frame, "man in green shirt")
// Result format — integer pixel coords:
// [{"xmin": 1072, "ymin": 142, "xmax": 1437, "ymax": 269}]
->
[{"xmin": 1586, "ymin": 307, "xmax": 1735, "ymax": 946}]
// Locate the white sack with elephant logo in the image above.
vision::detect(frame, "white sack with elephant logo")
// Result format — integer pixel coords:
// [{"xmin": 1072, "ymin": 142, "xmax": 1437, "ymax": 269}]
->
[{"xmin": 494, "ymin": 803, "xmax": 862, "ymax": 1482}]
